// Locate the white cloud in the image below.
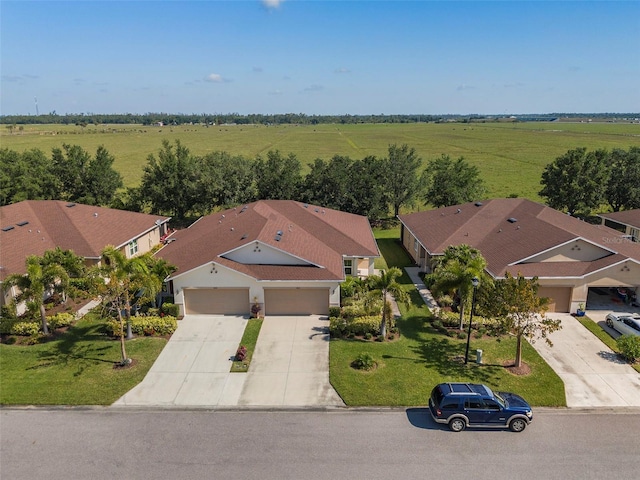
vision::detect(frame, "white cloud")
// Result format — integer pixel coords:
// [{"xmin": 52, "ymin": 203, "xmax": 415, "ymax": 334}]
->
[
  {"xmin": 262, "ymin": 0, "xmax": 284, "ymax": 9},
  {"xmin": 204, "ymin": 73, "xmax": 223, "ymax": 83}
]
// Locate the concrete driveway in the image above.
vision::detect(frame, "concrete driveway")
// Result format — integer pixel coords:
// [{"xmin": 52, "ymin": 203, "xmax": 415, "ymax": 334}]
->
[
  {"xmin": 114, "ymin": 314, "xmax": 343, "ymax": 408},
  {"xmin": 532, "ymin": 313, "xmax": 640, "ymax": 407},
  {"xmin": 238, "ymin": 315, "xmax": 343, "ymax": 407}
]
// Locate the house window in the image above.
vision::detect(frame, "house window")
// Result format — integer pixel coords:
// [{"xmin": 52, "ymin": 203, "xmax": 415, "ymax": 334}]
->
[
  {"xmin": 344, "ymin": 259, "xmax": 353, "ymax": 276},
  {"xmin": 414, "ymin": 239, "xmax": 419, "ymax": 255},
  {"xmin": 631, "ymin": 227, "xmax": 639, "ymax": 242},
  {"xmin": 128, "ymin": 239, "xmax": 139, "ymax": 257}
]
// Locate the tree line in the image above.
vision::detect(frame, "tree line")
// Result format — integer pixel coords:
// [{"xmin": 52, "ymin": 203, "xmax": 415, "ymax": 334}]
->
[
  {"xmin": 3, "ymin": 141, "xmax": 638, "ymax": 224},
  {"xmin": 539, "ymin": 146, "xmax": 640, "ymax": 215},
  {"xmin": 1, "ymin": 141, "xmax": 489, "ymax": 223}
]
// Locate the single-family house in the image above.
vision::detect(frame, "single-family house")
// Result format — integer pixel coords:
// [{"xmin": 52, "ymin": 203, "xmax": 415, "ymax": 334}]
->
[
  {"xmin": 598, "ymin": 209, "xmax": 640, "ymax": 243},
  {"xmin": 155, "ymin": 200, "xmax": 380, "ymax": 316},
  {"xmin": 1, "ymin": 200, "xmax": 170, "ymax": 309},
  {"xmin": 398, "ymin": 198, "xmax": 640, "ymax": 313}
]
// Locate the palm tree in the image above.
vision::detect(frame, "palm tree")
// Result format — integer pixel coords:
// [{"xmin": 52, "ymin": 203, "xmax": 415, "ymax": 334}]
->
[
  {"xmin": 366, "ymin": 267, "xmax": 410, "ymax": 338},
  {"xmin": 4, "ymin": 255, "xmax": 69, "ymax": 335},
  {"xmin": 429, "ymin": 245, "xmax": 488, "ymax": 330},
  {"xmin": 96, "ymin": 246, "xmax": 164, "ymax": 365}
]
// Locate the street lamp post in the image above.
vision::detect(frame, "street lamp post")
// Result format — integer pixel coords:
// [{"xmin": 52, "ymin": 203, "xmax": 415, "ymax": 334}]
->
[{"xmin": 464, "ymin": 277, "xmax": 479, "ymax": 365}]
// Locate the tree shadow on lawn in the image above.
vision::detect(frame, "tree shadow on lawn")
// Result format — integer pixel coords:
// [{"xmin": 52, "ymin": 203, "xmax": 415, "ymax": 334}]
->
[
  {"xmin": 30, "ymin": 323, "xmax": 116, "ymax": 376},
  {"xmin": 394, "ymin": 314, "xmax": 503, "ymax": 384}
]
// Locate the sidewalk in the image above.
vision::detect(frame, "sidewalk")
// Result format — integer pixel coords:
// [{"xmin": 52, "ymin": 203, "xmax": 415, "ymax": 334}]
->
[{"xmin": 403, "ymin": 266, "xmax": 438, "ymax": 311}]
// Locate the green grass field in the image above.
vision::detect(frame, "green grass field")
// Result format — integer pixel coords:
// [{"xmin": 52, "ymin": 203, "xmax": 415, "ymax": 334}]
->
[{"xmin": 3, "ymin": 122, "xmax": 639, "ymax": 200}]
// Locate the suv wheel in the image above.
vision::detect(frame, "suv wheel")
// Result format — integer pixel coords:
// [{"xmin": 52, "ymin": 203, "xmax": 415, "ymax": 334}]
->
[
  {"xmin": 448, "ymin": 418, "xmax": 466, "ymax": 432},
  {"xmin": 509, "ymin": 418, "xmax": 527, "ymax": 432},
  {"xmin": 606, "ymin": 318, "xmax": 613, "ymax": 328}
]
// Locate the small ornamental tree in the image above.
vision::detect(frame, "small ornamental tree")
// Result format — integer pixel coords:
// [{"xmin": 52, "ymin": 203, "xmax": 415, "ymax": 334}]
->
[
  {"xmin": 486, "ymin": 273, "xmax": 561, "ymax": 368},
  {"xmin": 366, "ymin": 267, "xmax": 409, "ymax": 338}
]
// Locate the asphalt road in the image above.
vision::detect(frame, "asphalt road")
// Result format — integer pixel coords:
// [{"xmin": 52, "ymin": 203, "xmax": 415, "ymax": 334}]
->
[{"xmin": 1, "ymin": 407, "xmax": 639, "ymax": 480}]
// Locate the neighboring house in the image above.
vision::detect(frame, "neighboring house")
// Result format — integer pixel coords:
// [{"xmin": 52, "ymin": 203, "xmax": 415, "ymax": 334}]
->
[
  {"xmin": 1, "ymin": 200, "xmax": 170, "ymax": 310},
  {"xmin": 398, "ymin": 198, "xmax": 640, "ymax": 313},
  {"xmin": 155, "ymin": 200, "xmax": 380, "ymax": 316},
  {"xmin": 598, "ymin": 209, "xmax": 640, "ymax": 243}
]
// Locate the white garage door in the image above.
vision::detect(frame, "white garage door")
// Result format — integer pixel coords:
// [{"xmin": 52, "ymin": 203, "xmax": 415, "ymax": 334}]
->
[
  {"xmin": 184, "ymin": 288, "xmax": 249, "ymax": 315},
  {"xmin": 264, "ymin": 288, "xmax": 329, "ymax": 315}
]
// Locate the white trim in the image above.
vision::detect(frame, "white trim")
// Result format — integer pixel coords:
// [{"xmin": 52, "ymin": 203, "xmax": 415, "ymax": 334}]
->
[{"xmin": 114, "ymin": 219, "xmax": 169, "ymax": 250}]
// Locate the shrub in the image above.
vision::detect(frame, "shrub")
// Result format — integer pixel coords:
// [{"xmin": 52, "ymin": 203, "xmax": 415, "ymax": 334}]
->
[
  {"xmin": 437, "ymin": 295, "xmax": 454, "ymax": 307},
  {"xmin": 346, "ymin": 316, "xmax": 380, "ymax": 336},
  {"xmin": 329, "ymin": 306, "xmax": 341, "ymax": 318},
  {"xmin": 104, "ymin": 315, "xmax": 178, "ymax": 337},
  {"xmin": 147, "ymin": 307, "xmax": 160, "ymax": 317},
  {"xmin": 457, "ymin": 331, "xmax": 467, "ymax": 340},
  {"xmin": 329, "ymin": 316, "xmax": 347, "ymax": 337},
  {"xmin": 47, "ymin": 313, "xmax": 74, "ymax": 329},
  {"xmin": 352, "ymin": 352, "xmax": 376, "ymax": 370},
  {"xmin": 435, "ymin": 311, "xmax": 460, "ymax": 327},
  {"xmin": 341, "ymin": 303, "xmax": 368, "ymax": 319},
  {"xmin": 9, "ymin": 320, "xmax": 40, "ymax": 336},
  {"xmin": 364, "ymin": 332, "xmax": 372, "ymax": 340},
  {"xmin": 160, "ymin": 303, "xmax": 179, "ymax": 317},
  {"xmin": 616, "ymin": 335, "xmax": 640, "ymax": 362}
]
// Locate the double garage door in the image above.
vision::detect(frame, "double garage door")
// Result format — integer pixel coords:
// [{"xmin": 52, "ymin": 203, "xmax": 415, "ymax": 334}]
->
[
  {"xmin": 184, "ymin": 288, "xmax": 249, "ymax": 315},
  {"xmin": 184, "ymin": 287, "xmax": 329, "ymax": 316},
  {"xmin": 264, "ymin": 288, "xmax": 329, "ymax": 315}
]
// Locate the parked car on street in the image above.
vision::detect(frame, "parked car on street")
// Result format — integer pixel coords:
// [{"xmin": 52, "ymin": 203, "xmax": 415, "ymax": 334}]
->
[
  {"xmin": 428, "ymin": 382, "xmax": 533, "ymax": 432},
  {"xmin": 605, "ymin": 313, "xmax": 640, "ymax": 337}
]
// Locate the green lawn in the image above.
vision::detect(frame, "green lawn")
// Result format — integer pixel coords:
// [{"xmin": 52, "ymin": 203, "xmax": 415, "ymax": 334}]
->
[
  {"xmin": 230, "ymin": 318, "xmax": 263, "ymax": 372},
  {"xmin": 329, "ymin": 229, "xmax": 566, "ymax": 407},
  {"xmin": 0, "ymin": 313, "xmax": 166, "ymax": 405}
]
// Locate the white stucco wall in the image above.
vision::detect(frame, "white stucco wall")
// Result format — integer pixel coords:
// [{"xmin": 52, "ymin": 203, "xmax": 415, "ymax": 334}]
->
[
  {"xmin": 525, "ymin": 239, "xmax": 611, "ymax": 263},
  {"xmin": 171, "ymin": 263, "xmax": 340, "ymax": 315}
]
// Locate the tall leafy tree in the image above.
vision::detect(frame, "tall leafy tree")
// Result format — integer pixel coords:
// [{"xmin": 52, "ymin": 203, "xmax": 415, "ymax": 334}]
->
[
  {"xmin": 254, "ymin": 150, "xmax": 303, "ymax": 200},
  {"xmin": 539, "ymin": 147, "xmax": 610, "ymax": 216},
  {"xmin": 366, "ymin": 267, "xmax": 409, "ymax": 338},
  {"xmin": 421, "ymin": 154, "xmax": 486, "ymax": 207},
  {"xmin": 194, "ymin": 151, "xmax": 256, "ymax": 213},
  {"xmin": 484, "ymin": 273, "xmax": 561, "ymax": 368},
  {"xmin": 347, "ymin": 156, "xmax": 390, "ymax": 221},
  {"xmin": 94, "ymin": 247, "xmax": 165, "ymax": 364},
  {"xmin": 137, "ymin": 140, "xmax": 198, "ymax": 220},
  {"xmin": 300, "ymin": 155, "xmax": 353, "ymax": 210},
  {"xmin": 50, "ymin": 144, "xmax": 122, "ymax": 206},
  {"xmin": 0, "ymin": 148, "xmax": 60, "ymax": 205},
  {"xmin": 3, "ymin": 256, "xmax": 69, "ymax": 335},
  {"xmin": 605, "ymin": 147, "xmax": 640, "ymax": 212},
  {"xmin": 428, "ymin": 245, "xmax": 489, "ymax": 330},
  {"xmin": 383, "ymin": 144, "xmax": 422, "ymax": 217}
]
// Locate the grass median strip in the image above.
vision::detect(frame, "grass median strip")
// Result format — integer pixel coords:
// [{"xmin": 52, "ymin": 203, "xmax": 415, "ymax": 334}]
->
[
  {"xmin": 230, "ymin": 318, "xmax": 263, "ymax": 373},
  {"xmin": 577, "ymin": 315, "xmax": 640, "ymax": 373}
]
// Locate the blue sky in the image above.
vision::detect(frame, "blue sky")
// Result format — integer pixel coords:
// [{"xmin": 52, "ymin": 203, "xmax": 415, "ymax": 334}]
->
[{"xmin": 1, "ymin": 0, "xmax": 638, "ymax": 115}]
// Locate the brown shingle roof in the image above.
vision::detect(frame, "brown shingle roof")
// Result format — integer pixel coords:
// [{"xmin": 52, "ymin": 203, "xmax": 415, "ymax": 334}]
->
[
  {"xmin": 599, "ymin": 209, "xmax": 640, "ymax": 230},
  {"xmin": 0, "ymin": 200, "xmax": 169, "ymax": 281},
  {"xmin": 398, "ymin": 198, "xmax": 640, "ymax": 278},
  {"xmin": 157, "ymin": 200, "xmax": 379, "ymax": 282}
]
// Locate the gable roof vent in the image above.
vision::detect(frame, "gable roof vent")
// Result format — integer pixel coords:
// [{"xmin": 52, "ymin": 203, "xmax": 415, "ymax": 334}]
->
[
  {"xmin": 2, "ymin": 225, "xmax": 15, "ymax": 232},
  {"xmin": 16, "ymin": 221, "xmax": 29, "ymax": 227},
  {"xmin": 507, "ymin": 217, "xmax": 518, "ymax": 223}
]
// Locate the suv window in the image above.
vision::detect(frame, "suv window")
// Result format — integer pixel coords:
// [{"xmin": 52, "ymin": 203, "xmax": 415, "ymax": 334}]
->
[
  {"xmin": 465, "ymin": 399, "xmax": 484, "ymax": 409},
  {"xmin": 441, "ymin": 401, "xmax": 458, "ymax": 410}
]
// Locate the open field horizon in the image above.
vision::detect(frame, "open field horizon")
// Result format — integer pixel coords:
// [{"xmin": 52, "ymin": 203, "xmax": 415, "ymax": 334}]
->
[{"xmin": 3, "ymin": 122, "xmax": 640, "ymax": 202}]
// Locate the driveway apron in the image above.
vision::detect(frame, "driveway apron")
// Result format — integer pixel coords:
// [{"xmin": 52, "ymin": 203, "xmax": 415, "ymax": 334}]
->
[
  {"xmin": 114, "ymin": 315, "xmax": 248, "ymax": 407},
  {"xmin": 238, "ymin": 315, "xmax": 344, "ymax": 407},
  {"xmin": 532, "ymin": 313, "xmax": 640, "ymax": 407}
]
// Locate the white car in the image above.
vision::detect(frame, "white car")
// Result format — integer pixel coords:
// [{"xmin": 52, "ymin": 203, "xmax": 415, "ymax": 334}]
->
[{"xmin": 605, "ymin": 313, "xmax": 640, "ymax": 337}]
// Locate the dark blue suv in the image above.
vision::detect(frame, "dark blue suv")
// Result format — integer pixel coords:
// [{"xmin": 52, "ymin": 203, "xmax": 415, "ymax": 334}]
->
[{"xmin": 429, "ymin": 383, "xmax": 533, "ymax": 432}]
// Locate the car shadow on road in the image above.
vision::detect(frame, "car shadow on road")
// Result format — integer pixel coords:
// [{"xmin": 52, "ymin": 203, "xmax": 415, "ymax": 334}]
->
[{"xmin": 405, "ymin": 408, "xmax": 442, "ymax": 430}]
